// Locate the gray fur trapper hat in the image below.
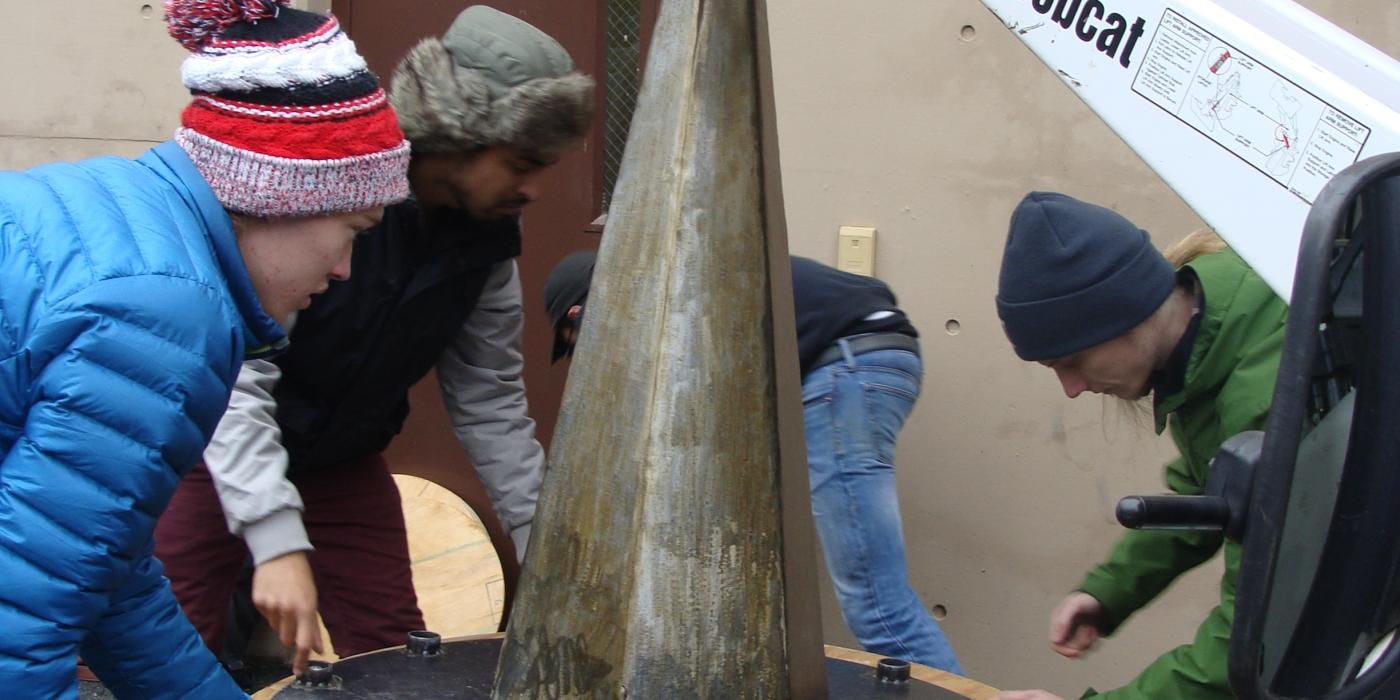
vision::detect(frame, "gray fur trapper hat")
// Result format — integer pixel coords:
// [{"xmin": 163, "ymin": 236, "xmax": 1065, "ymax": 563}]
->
[{"xmin": 389, "ymin": 5, "xmax": 595, "ymax": 155}]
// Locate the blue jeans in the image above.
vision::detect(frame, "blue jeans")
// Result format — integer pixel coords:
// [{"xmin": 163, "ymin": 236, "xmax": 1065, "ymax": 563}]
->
[{"xmin": 802, "ymin": 340, "xmax": 963, "ymax": 674}]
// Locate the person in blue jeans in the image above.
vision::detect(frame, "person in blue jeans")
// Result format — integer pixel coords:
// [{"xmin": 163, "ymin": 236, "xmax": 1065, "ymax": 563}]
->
[{"xmin": 542, "ymin": 251, "xmax": 962, "ymax": 673}]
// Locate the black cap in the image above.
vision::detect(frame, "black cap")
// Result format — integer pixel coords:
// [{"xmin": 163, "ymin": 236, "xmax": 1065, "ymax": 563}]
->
[
  {"xmin": 405, "ymin": 630, "xmax": 444, "ymax": 656},
  {"xmin": 543, "ymin": 250, "xmax": 597, "ymax": 362},
  {"xmin": 297, "ymin": 660, "xmax": 336, "ymax": 687},
  {"xmin": 995, "ymin": 192, "xmax": 1176, "ymax": 361},
  {"xmin": 876, "ymin": 658, "xmax": 911, "ymax": 684}
]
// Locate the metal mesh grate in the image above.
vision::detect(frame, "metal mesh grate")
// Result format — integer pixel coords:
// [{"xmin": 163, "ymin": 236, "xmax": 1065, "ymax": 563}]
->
[{"xmin": 603, "ymin": 0, "xmax": 643, "ymax": 209}]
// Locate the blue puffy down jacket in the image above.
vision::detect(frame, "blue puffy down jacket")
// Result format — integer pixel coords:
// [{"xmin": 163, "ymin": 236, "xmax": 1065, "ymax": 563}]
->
[{"xmin": 0, "ymin": 142, "xmax": 284, "ymax": 698}]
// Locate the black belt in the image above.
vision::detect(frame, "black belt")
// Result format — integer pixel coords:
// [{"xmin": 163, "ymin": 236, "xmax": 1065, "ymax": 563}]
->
[{"xmin": 811, "ymin": 332, "xmax": 919, "ymax": 369}]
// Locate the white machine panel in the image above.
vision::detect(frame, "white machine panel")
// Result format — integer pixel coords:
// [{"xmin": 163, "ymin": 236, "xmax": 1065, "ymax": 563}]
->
[{"xmin": 979, "ymin": 0, "xmax": 1400, "ymax": 299}]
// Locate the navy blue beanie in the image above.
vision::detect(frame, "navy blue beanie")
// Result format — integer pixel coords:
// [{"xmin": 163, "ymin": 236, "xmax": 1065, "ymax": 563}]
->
[{"xmin": 996, "ymin": 192, "xmax": 1175, "ymax": 361}]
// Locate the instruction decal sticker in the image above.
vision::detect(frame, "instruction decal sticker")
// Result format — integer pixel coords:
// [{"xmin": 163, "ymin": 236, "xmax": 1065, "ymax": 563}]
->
[{"xmin": 1131, "ymin": 9, "xmax": 1371, "ymax": 203}]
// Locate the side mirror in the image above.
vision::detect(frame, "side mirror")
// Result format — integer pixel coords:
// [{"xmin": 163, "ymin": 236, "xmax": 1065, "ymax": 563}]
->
[{"xmin": 1230, "ymin": 152, "xmax": 1400, "ymax": 699}]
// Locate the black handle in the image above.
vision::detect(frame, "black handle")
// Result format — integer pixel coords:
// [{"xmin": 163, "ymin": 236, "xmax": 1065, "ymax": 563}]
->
[{"xmin": 1117, "ymin": 495, "xmax": 1230, "ymax": 531}]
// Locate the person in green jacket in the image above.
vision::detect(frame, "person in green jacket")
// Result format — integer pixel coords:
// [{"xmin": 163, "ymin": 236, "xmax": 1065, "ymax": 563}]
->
[{"xmin": 990, "ymin": 192, "xmax": 1288, "ymax": 700}]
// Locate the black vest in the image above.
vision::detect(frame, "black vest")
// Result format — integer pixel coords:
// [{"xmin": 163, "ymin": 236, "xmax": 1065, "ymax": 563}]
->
[{"xmin": 272, "ymin": 200, "xmax": 521, "ymax": 474}]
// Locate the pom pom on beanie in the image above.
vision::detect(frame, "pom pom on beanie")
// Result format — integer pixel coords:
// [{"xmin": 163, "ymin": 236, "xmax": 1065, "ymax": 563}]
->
[{"xmin": 164, "ymin": 0, "xmax": 290, "ymax": 51}]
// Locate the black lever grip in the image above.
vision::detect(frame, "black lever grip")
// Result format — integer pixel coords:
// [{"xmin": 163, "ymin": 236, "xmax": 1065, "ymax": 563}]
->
[{"xmin": 1116, "ymin": 495, "xmax": 1231, "ymax": 531}]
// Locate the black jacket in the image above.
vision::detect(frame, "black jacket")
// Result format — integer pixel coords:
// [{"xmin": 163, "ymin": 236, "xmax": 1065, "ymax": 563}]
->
[
  {"xmin": 272, "ymin": 200, "xmax": 521, "ymax": 473},
  {"xmin": 791, "ymin": 256, "xmax": 917, "ymax": 374}
]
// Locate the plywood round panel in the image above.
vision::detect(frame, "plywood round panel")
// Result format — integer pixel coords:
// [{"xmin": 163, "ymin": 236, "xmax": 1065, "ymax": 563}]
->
[
  {"xmin": 286, "ymin": 475, "xmax": 505, "ymax": 662},
  {"xmin": 394, "ymin": 474, "xmax": 506, "ymax": 637}
]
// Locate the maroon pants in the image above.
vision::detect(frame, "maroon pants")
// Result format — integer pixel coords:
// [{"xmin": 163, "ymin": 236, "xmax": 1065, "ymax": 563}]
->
[{"xmin": 154, "ymin": 455, "xmax": 424, "ymax": 658}]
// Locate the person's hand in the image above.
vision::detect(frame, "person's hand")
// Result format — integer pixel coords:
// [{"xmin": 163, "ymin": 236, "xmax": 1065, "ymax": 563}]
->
[
  {"xmin": 1049, "ymin": 591, "xmax": 1106, "ymax": 658},
  {"xmin": 993, "ymin": 690, "xmax": 1067, "ymax": 700},
  {"xmin": 252, "ymin": 551, "xmax": 323, "ymax": 677}
]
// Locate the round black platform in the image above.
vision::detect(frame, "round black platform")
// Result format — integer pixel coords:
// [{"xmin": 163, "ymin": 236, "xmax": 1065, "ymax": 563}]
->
[{"xmin": 270, "ymin": 637, "xmax": 970, "ymax": 699}]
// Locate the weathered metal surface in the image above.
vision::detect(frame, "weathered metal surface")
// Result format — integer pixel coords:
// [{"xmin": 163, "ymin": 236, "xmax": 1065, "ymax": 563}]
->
[
  {"xmin": 492, "ymin": 0, "xmax": 816, "ymax": 697},
  {"xmin": 266, "ymin": 639, "xmax": 969, "ymax": 699},
  {"xmin": 751, "ymin": 0, "xmax": 829, "ymax": 695}
]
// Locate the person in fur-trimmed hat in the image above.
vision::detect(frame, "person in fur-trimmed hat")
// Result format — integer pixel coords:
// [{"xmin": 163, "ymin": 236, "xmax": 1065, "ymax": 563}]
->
[{"xmin": 154, "ymin": 5, "xmax": 594, "ymax": 673}]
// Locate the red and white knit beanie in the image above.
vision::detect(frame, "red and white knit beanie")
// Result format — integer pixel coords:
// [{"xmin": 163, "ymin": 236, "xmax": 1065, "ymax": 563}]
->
[{"xmin": 165, "ymin": 0, "xmax": 410, "ymax": 217}]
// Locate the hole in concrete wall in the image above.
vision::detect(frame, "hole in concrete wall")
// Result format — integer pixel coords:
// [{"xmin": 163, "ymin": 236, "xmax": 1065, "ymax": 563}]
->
[
  {"xmin": 945, "ymin": 319, "xmax": 961, "ymax": 336},
  {"xmin": 932, "ymin": 604, "xmax": 948, "ymax": 620},
  {"xmin": 140, "ymin": 4, "xmax": 154, "ymax": 19},
  {"xmin": 960, "ymin": 25, "xmax": 977, "ymax": 42}
]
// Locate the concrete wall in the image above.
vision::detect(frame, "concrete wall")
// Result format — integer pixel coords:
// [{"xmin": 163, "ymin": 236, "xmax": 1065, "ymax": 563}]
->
[
  {"xmin": 0, "ymin": 2, "xmax": 185, "ymax": 169},
  {"xmin": 0, "ymin": 0, "xmax": 325, "ymax": 169},
  {"xmin": 1, "ymin": 0, "xmax": 1394, "ymax": 695}
]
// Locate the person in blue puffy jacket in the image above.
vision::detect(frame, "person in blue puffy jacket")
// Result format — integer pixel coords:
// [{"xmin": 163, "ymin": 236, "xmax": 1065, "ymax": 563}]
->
[{"xmin": 0, "ymin": 1, "xmax": 410, "ymax": 697}]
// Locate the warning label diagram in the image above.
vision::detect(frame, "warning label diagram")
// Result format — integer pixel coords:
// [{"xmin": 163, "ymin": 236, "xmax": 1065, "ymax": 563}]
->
[{"xmin": 1132, "ymin": 10, "xmax": 1371, "ymax": 203}]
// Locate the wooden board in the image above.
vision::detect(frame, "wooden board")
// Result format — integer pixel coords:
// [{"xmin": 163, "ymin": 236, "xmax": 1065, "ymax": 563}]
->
[
  {"xmin": 252, "ymin": 641, "xmax": 996, "ymax": 700},
  {"xmin": 255, "ymin": 475, "xmax": 505, "ymax": 662},
  {"xmin": 393, "ymin": 474, "xmax": 505, "ymax": 641},
  {"xmin": 823, "ymin": 645, "xmax": 1001, "ymax": 700}
]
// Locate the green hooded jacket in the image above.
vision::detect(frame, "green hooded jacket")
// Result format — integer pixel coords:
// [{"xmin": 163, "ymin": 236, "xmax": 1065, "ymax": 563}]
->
[{"xmin": 1077, "ymin": 249, "xmax": 1288, "ymax": 699}]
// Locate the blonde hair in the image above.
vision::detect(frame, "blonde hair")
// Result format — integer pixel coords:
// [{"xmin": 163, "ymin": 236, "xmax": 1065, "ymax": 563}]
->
[
  {"xmin": 1162, "ymin": 228, "xmax": 1227, "ymax": 268},
  {"xmin": 1111, "ymin": 228, "xmax": 1226, "ymax": 416}
]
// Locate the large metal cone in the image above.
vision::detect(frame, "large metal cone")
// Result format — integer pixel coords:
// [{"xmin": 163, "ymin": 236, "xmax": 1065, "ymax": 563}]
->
[{"xmin": 493, "ymin": 0, "xmax": 808, "ymax": 697}]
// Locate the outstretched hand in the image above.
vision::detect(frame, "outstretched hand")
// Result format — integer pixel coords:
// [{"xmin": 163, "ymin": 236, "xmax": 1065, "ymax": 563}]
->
[
  {"xmin": 252, "ymin": 551, "xmax": 324, "ymax": 677},
  {"xmin": 1048, "ymin": 591, "xmax": 1106, "ymax": 658}
]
